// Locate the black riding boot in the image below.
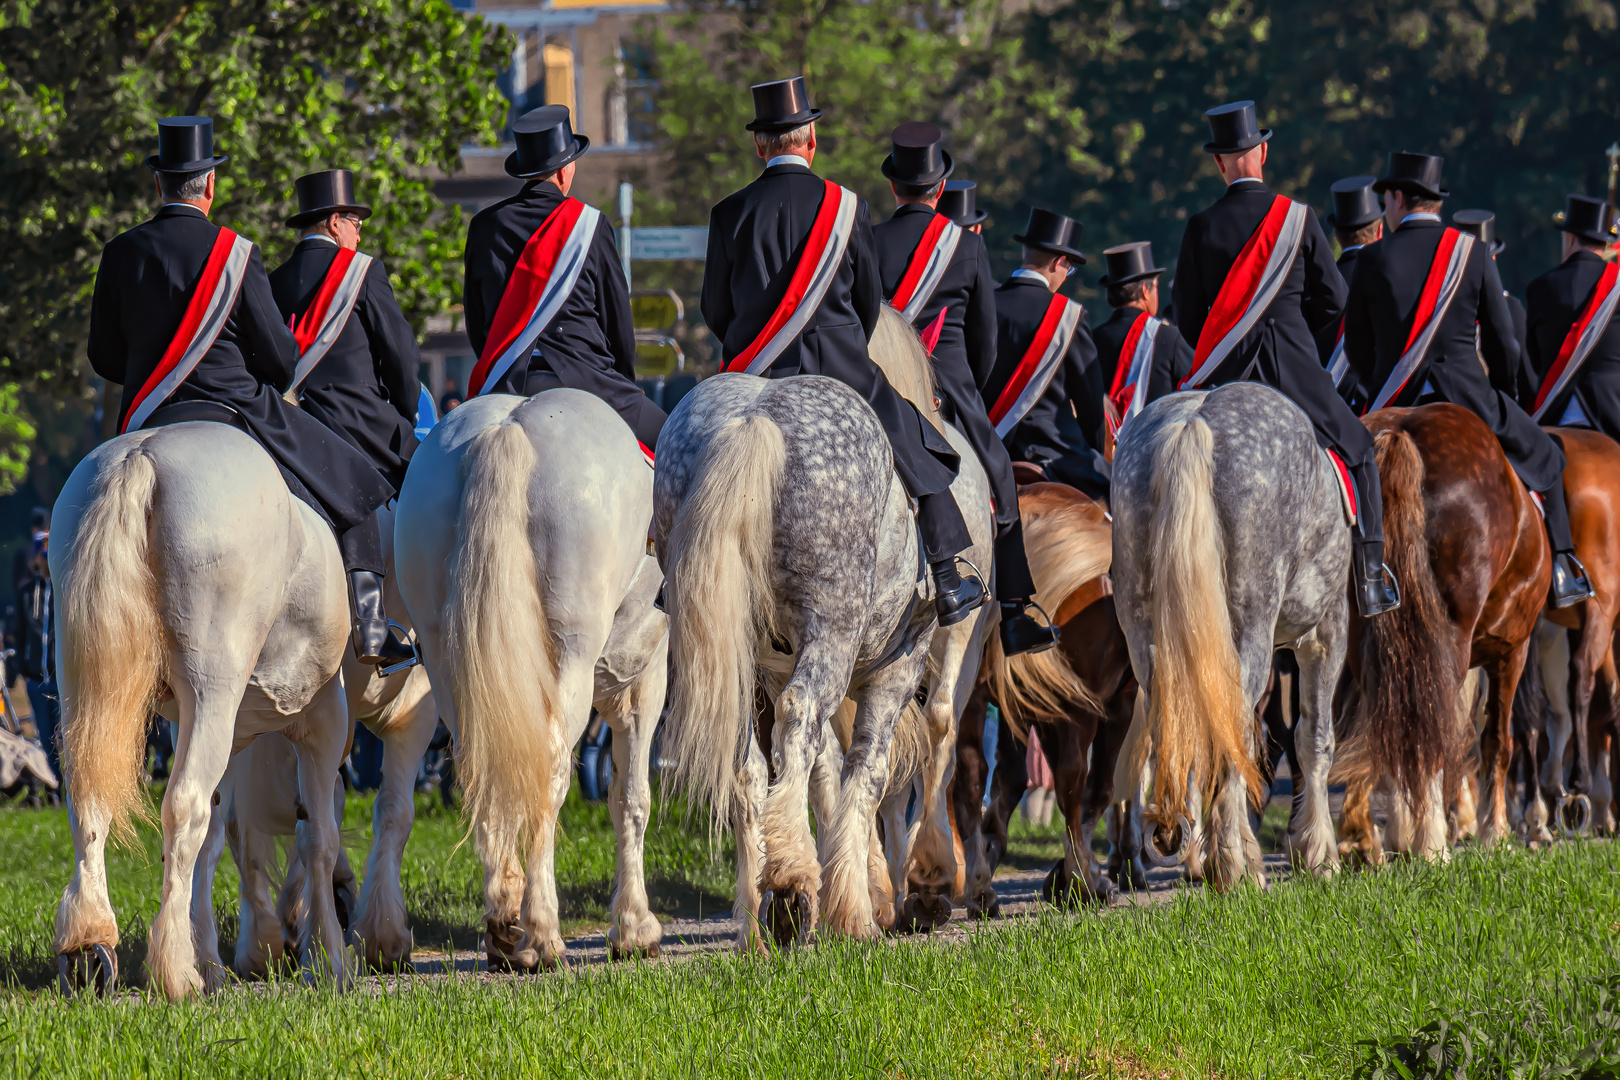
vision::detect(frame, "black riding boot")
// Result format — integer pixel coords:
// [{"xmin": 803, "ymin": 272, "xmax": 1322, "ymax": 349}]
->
[
  {"xmin": 1349, "ymin": 458, "xmax": 1399, "ymax": 617},
  {"xmin": 337, "ymin": 514, "xmax": 418, "ymax": 668},
  {"xmin": 1539, "ymin": 480, "xmax": 1595, "ymax": 608},
  {"xmin": 917, "ymin": 492, "xmax": 985, "ymax": 627},
  {"xmin": 994, "ymin": 521, "xmax": 1058, "ymax": 655}
]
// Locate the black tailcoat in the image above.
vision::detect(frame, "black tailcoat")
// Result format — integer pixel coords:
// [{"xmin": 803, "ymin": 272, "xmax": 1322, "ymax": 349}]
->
[
  {"xmin": 1092, "ymin": 305, "xmax": 1195, "ymax": 410},
  {"xmin": 87, "ymin": 204, "xmax": 392, "ymax": 530},
  {"xmin": 1525, "ymin": 250, "xmax": 1620, "ymax": 440},
  {"xmin": 701, "ymin": 161, "xmax": 959, "ymax": 498},
  {"xmin": 873, "ymin": 204, "xmax": 1013, "ymax": 525},
  {"xmin": 463, "ymin": 181, "xmax": 653, "ymax": 439},
  {"xmin": 1172, "ymin": 179, "xmax": 1372, "ymax": 465},
  {"xmin": 269, "ymin": 238, "xmax": 419, "ymax": 490},
  {"xmin": 1343, "ymin": 217, "xmax": 1562, "ymax": 490},
  {"xmin": 983, "ymin": 274, "xmax": 1109, "ymax": 496}
]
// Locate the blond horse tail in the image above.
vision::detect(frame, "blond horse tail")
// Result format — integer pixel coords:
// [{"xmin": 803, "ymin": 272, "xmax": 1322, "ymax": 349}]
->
[
  {"xmin": 870, "ymin": 306, "xmax": 943, "ymax": 433},
  {"xmin": 58, "ymin": 445, "xmax": 163, "ymax": 846},
  {"xmin": 445, "ymin": 420, "xmax": 558, "ymax": 861},
  {"xmin": 1130, "ymin": 415, "xmax": 1258, "ymax": 829},
  {"xmin": 665, "ymin": 414, "xmax": 786, "ymax": 822}
]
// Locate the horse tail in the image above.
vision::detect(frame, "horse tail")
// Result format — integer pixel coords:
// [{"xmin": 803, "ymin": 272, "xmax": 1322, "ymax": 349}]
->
[
  {"xmin": 444, "ymin": 419, "xmax": 559, "ymax": 861},
  {"xmin": 58, "ymin": 445, "xmax": 163, "ymax": 845},
  {"xmin": 664, "ymin": 413, "xmax": 786, "ymax": 821},
  {"xmin": 1351, "ymin": 427, "xmax": 1458, "ymax": 818},
  {"xmin": 870, "ymin": 306, "xmax": 943, "ymax": 433},
  {"xmin": 1131, "ymin": 414, "xmax": 1258, "ymax": 829}
]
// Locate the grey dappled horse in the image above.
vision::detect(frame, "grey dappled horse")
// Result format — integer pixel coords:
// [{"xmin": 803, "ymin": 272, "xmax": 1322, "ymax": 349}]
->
[{"xmin": 1111, "ymin": 382, "xmax": 1350, "ymax": 888}]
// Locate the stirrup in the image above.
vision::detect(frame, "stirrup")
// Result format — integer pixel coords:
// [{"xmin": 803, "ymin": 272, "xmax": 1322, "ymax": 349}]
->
[{"xmin": 378, "ymin": 621, "xmax": 421, "ymax": 677}]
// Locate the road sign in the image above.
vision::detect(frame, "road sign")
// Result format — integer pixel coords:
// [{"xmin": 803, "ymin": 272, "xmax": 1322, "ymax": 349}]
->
[
  {"xmin": 630, "ymin": 290, "xmax": 683, "ymax": 332},
  {"xmin": 631, "ymin": 227, "xmax": 709, "ymax": 261}
]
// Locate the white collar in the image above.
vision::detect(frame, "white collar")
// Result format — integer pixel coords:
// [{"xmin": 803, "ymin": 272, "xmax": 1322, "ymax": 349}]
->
[
  {"xmin": 301, "ymin": 233, "xmax": 339, "ymax": 246},
  {"xmin": 1010, "ymin": 268, "xmax": 1051, "ymax": 285},
  {"xmin": 766, "ymin": 154, "xmax": 811, "ymax": 170},
  {"xmin": 1400, "ymin": 212, "xmax": 1441, "ymax": 225},
  {"xmin": 1227, "ymin": 176, "xmax": 1265, "ymax": 187},
  {"xmin": 162, "ymin": 202, "xmax": 206, "ymax": 213},
  {"xmin": 1340, "ymin": 244, "xmax": 1364, "ymax": 254}
]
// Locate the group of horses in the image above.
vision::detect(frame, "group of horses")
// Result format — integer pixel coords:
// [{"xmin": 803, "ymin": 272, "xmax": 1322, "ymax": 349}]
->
[{"xmin": 46, "ymin": 308, "xmax": 1616, "ymax": 1001}]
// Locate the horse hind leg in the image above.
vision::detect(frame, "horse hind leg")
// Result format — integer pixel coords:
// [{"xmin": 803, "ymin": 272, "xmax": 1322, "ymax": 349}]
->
[
  {"xmin": 1478, "ymin": 645, "xmax": 1532, "ymax": 849},
  {"xmin": 190, "ymin": 772, "xmax": 232, "ymax": 993},
  {"xmin": 733, "ymin": 731, "xmax": 769, "ymax": 954},
  {"xmin": 1205, "ymin": 760, "xmax": 1265, "ymax": 892},
  {"xmin": 289, "ymin": 677, "xmax": 354, "ymax": 988},
  {"xmin": 1290, "ymin": 620, "xmax": 1345, "ymax": 876},
  {"xmin": 599, "ymin": 651, "xmax": 668, "ymax": 961}
]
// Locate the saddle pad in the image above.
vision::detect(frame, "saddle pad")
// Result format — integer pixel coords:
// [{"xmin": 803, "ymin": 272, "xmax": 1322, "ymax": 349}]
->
[{"xmin": 1322, "ymin": 448, "xmax": 1357, "ymax": 527}]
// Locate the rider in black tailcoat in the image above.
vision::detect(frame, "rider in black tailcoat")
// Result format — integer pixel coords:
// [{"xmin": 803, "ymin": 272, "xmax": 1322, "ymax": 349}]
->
[
  {"xmin": 871, "ymin": 124, "xmax": 1055, "ymax": 654},
  {"xmin": 979, "ymin": 208, "xmax": 1111, "ymax": 501},
  {"xmin": 1524, "ymin": 195, "xmax": 1620, "ymax": 439},
  {"xmin": 701, "ymin": 78, "xmax": 984, "ymax": 625},
  {"xmin": 1452, "ymin": 210, "xmax": 1530, "ymax": 400},
  {"xmin": 1322, "ymin": 175, "xmax": 1383, "ymax": 409},
  {"xmin": 1172, "ymin": 102, "xmax": 1396, "ymax": 618},
  {"xmin": 1091, "ymin": 241, "xmax": 1194, "ymax": 408},
  {"xmin": 463, "ymin": 106, "xmax": 665, "ymax": 451},
  {"xmin": 87, "ymin": 118, "xmax": 406, "ymax": 665},
  {"xmin": 1342, "ymin": 152, "xmax": 1593, "ymax": 607}
]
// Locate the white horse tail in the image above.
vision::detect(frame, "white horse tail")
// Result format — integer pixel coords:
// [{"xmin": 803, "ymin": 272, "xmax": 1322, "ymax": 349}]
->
[
  {"xmin": 665, "ymin": 413, "xmax": 786, "ymax": 820},
  {"xmin": 59, "ymin": 444, "xmax": 164, "ymax": 845},
  {"xmin": 870, "ymin": 306, "xmax": 943, "ymax": 433},
  {"xmin": 1133, "ymin": 415, "xmax": 1258, "ymax": 830},
  {"xmin": 445, "ymin": 420, "xmax": 558, "ymax": 857}
]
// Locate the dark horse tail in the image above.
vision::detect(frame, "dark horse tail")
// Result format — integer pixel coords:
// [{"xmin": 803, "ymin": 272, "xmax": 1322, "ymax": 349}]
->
[{"xmin": 1348, "ymin": 427, "xmax": 1461, "ymax": 816}]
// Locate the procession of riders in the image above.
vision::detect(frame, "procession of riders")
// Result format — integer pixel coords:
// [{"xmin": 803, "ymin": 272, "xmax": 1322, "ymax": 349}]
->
[{"xmin": 91, "ymin": 83, "xmax": 1618, "ymax": 685}]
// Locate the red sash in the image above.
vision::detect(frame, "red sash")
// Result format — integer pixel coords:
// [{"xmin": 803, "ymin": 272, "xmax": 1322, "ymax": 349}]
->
[
  {"xmin": 287, "ymin": 246, "xmax": 373, "ymax": 392},
  {"xmin": 988, "ymin": 294, "xmax": 1082, "ymax": 437},
  {"xmin": 1106, "ymin": 311, "xmax": 1159, "ymax": 435},
  {"xmin": 724, "ymin": 181, "xmax": 857, "ymax": 375},
  {"xmin": 1364, "ymin": 228, "xmax": 1474, "ymax": 413},
  {"xmin": 1532, "ymin": 261, "xmax": 1620, "ymax": 421},
  {"xmin": 121, "ymin": 227, "xmax": 255, "ymax": 434},
  {"xmin": 890, "ymin": 213, "xmax": 962, "ymax": 327},
  {"xmin": 1182, "ymin": 195, "xmax": 1308, "ymax": 389}
]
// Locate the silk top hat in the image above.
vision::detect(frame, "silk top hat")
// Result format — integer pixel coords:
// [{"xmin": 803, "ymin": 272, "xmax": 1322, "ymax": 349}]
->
[
  {"xmin": 1097, "ymin": 241, "xmax": 1165, "ymax": 287},
  {"xmin": 147, "ymin": 116, "xmax": 229, "ymax": 174},
  {"xmin": 881, "ymin": 122, "xmax": 954, "ymax": 187},
  {"xmin": 1373, "ymin": 152, "xmax": 1449, "ymax": 200},
  {"xmin": 1202, "ymin": 101, "xmax": 1271, "ymax": 155},
  {"xmin": 746, "ymin": 76, "xmax": 822, "ymax": 134},
  {"xmin": 506, "ymin": 105, "xmax": 589, "ymax": 179},
  {"xmin": 1327, "ymin": 175, "xmax": 1381, "ymax": 230},
  {"xmin": 287, "ymin": 170, "xmax": 373, "ymax": 229},
  {"xmin": 1557, "ymin": 194, "xmax": 1619, "ymax": 245},
  {"xmin": 1013, "ymin": 207, "xmax": 1086, "ymax": 263},
  {"xmin": 939, "ymin": 180, "xmax": 987, "ymax": 226},
  {"xmin": 1452, "ymin": 209, "xmax": 1505, "ymax": 255}
]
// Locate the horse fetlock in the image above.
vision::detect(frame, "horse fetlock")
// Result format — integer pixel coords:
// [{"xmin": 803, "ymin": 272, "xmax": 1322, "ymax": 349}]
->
[
  {"xmin": 759, "ymin": 886, "xmax": 815, "ymax": 947},
  {"xmin": 894, "ymin": 890, "xmax": 952, "ymax": 934},
  {"xmin": 57, "ymin": 943, "xmax": 118, "ymax": 999}
]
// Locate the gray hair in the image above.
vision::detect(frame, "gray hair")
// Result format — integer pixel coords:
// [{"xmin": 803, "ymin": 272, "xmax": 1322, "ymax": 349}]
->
[
  {"xmin": 753, "ymin": 123, "xmax": 813, "ymax": 159},
  {"xmin": 158, "ymin": 168, "xmax": 212, "ymax": 202}
]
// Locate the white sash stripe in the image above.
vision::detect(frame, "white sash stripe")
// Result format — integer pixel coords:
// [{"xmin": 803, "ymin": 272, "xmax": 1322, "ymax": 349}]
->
[
  {"xmin": 1121, "ymin": 316, "xmax": 1161, "ymax": 430},
  {"xmin": 994, "ymin": 301, "xmax": 1082, "ymax": 438},
  {"xmin": 898, "ymin": 221, "xmax": 962, "ymax": 323},
  {"xmin": 1326, "ymin": 335, "xmax": 1349, "ymax": 387},
  {"xmin": 289, "ymin": 252, "xmax": 373, "ymax": 392},
  {"xmin": 474, "ymin": 204, "xmax": 601, "ymax": 396},
  {"xmin": 1531, "ymin": 278, "xmax": 1620, "ymax": 421},
  {"xmin": 126, "ymin": 234, "xmax": 255, "ymax": 433},
  {"xmin": 739, "ymin": 186, "xmax": 858, "ymax": 376},
  {"xmin": 1368, "ymin": 233, "xmax": 1475, "ymax": 412},
  {"xmin": 1181, "ymin": 200, "xmax": 1309, "ymax": 389}
]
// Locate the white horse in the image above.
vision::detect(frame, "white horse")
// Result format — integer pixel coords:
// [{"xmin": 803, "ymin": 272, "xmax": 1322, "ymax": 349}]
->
[
  {"xmin": 395, "ymin": 389, "xmax": 667, "ymax": 970},
  {"xmin": 51, "ymin": 422, "xmax": 353, "ymax": 1000}
]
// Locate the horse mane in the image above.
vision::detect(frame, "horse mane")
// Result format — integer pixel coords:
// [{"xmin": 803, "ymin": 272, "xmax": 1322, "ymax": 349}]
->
[{"xmin": 870, "ymin": 305, "xmax": 944, "ymax": 433}]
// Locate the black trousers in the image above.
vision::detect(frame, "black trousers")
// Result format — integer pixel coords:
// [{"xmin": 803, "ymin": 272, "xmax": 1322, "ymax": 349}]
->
[
  {"xmin": 336, "ymin": 508, "xmax": 384, "ymax": 576},
  {"xmin": 1542, "ymin": 469, "xmax": 1576, "ymax": 554},
  {"xmin": 993, "ymin": 519, "xmax": 1037, "ymax": 602}
]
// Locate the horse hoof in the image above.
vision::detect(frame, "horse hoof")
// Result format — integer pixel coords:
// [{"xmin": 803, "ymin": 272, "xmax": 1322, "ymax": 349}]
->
[
  {"xmin": 483, "ymin": 921, "xmax": 537, "ymax": 973},
  {"xmin": 1558, "ymin": 794, "xmax": 1592, "ymax": 838},
  {"xmin": 760, "ymin": 889, "xmax": 813, "ymax": 947},
  {"xmin": 57, "ymin": 943, "xmax": 118, "ymax": 998},
  {"xmin": 608, "ymin": 940, "xmax": 661, "ymax": 962},
  {"xmin": 894, "ymin": 891, "xmax": 951, "ymax": 933}
]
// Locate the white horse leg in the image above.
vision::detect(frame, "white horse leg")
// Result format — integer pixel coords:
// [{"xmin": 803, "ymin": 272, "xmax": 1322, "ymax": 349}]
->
[
  {"xmin": 54, "ymin": 797, "xmax": 120, "ymax": 992},
  {"xmin": 190, "ymin": 780, "xmax": 231, "ymax": 993},
  {"xmin": 733, "ymin": 732, "xmax": 769, "ymax": 953},
  {"xmin": 228, "ymin": 814, "xmax": 283, "ymax": 979},
  {"xmin": 1289, "ymin": 625, "xmax": 1343, "ymax": 875},
  {"xmin": 1415, "ymin": 771, "xmax": 1451, "ymax": 862},
  {"xmin": 290, "ymin": 678, "xmax": 352, "ymax": 987},
  {"xmin": 1205, "ymin": 761, "xmax": 1261, "ymax": 891},
  {"xmin": 600, "ymin": 655, "xmax": 667, "ymax": 960},
  {"xmin": 873, "ymin": 787, "xmax": 908, "ymax": 932},
  {"xmin": 904, "ymin": 621, "xmax": 975, "ymax": 930},
  {"xmin": 1181, "ymin": 769, "xmax": 1207, "ymax": 884}
]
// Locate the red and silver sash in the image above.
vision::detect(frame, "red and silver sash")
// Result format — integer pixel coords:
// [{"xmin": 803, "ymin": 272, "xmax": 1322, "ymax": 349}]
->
[
  {"xmin": 468, "ymin": 198, "xmax": 602, "ymax": 397},
  {"xmin": 1106, "ymin": 312, "xmax": 1161, "ymax": 436},
  {"xmin": 1531, "ymin": 261, "xmax": 1620, "ymax": 421},
  {"xmin": 1181, "ymin": 196, "xmax": 1309, "ymax": 389},
  {"xmin": 121, "ymin": 227, "xmax": 256, "ymax": 434},
  {"xmin": 1365, "ymin": 228, "xmax": 1475, "ymax": 413},
  {"xmin": 890, "ymin": 213, "xmax": 962, "ymax": 323},
  {"xmin": 724, "ymin": 181, "xmax": 858, "ymax": 375},
  {"xmin": 288, "ymin": 246, "xmax": 373, "ymax": 392},
  {"xmin": 1325, "ymin": 322, "xmax": 1349, "ymax": 387},
  {"xmin": 988, "ymin": 294, "xmax": 1083, "ymax": 438}
]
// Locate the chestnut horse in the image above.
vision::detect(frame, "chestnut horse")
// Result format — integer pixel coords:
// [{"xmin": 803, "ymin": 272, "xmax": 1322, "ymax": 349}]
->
[{"xmin": 1339, "ymin": 404, "xmax": 1549, "ymax": 857}]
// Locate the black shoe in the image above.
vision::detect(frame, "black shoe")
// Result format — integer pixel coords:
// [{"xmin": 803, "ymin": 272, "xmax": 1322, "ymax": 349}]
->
[
  {"xmin": 1354, "ymin": 561, "xmax": 1401, "ymax": 618},
  {"xmin": 1000, "ymin": 602, "xmax": 1060, "ymax": 656},
  {"xmin": 931, "ymin": 560, "xmax": 986, "ymax": 628},
  {"xmin": 348, "ymin": 570, "xmax": 420, "ymax": 669},
  {"xmin": 1551, "ymin": 552, "xmax": 1596, "ymax": 609}
]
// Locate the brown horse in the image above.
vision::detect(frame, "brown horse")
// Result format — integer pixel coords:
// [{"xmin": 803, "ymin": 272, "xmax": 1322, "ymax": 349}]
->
[
  {"xmin": 1338, "ymin": 404, "xmax": 1549, "ymax": 858},
  {"xmin": 951, "ymin": 482, "xmax": 1137, "ymax": 912}
]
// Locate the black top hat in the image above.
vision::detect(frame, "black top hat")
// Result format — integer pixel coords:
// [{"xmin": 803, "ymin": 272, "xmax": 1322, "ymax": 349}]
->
[
  {"xmin": 746, "ymin": 77, "xmax": 823, "ymax": 134},
  {"xmin": 506, "ymin": 106, "xmax": 589, "ymax": 179},
  {"xmin": 1203, "ymin": 101, "xmax": 1271, "ymax": 155},
  {"xmin": 881, "ymin": 122, "xmax": 953, "ymax": 187},
  {"xmin": 1097, "ymin": 242, "xmax": 1165, "ymax": 288},
  {"xmin": 1557, "ymin": 194, "xmax": 1619, "ymax": 246},
  {"xmin": 286, "ymin": 170, "xmax": 373, "ymax": 229},
  {"xmin": 1327, "ymin": 175, "xmax": 1381, "ymax": 230},
  {"xmin": 1013, "ymin": 207, "xmax": 1086, "ymax": 264},
  {"xmin": 938, "ymin": 180, "xmax": 987, "ymax": 226},
  {"xmin": 147, "ymin": 116, "xmax": 229, "ymax": 174},
  {"xmin": 1373, "ymin": 152, "xmax": 1448, "ymax": 200},
  {"xmin": 1452, "ymin": 209, "xmax": 1505, "ymax": 255}
]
